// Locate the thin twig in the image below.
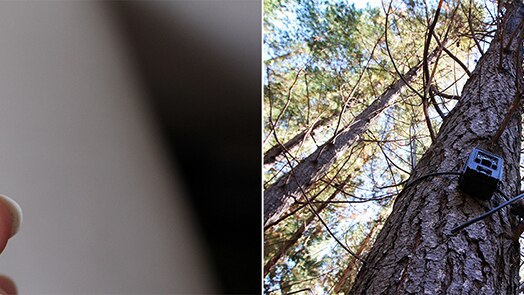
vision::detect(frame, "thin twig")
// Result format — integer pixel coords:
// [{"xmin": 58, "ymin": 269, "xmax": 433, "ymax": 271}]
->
[
  {"xmin": 503, "ymin": 4, "xmax": 522, "ymax": 52},
  {"xmin": 491, "ymin": 29, "xmax": 524, "ymax": 145},
  {"xmin": 421, "ymin": 0, "xmax": 444, "ymax": 141},
  {"xmin": 427, "ymin": 0, "xmax": 461, "ymax": 119},
  {"xmin": 430, "ymin": 85, "xmax": 461, "ymax": 100},
  {"xmin": 286, "ymin": 288, "xmax": 313, "ymax": 295},
  {"xmin": 384, "ymin": 1, "xmax": 424, "ymax": 100},
  {"xmin": 265, "ymin": 68, "xmax": 303, "ymax": 144},
  {"xmin": 432, "ymin": 32, "xmax": 472, "ymax": 77},
  {"xmin": 264, "ymin": 145, "xmax": 360, "ymax": 230},
  {"xmin": 297, "ymin": 194, "xmax": 395, "ymax": 205},
  {"xmin": 279, "ymin": 148, "xmax": 366, "ymax": 262},
  {"xmin": 332, "ymin": 34, "xmax": 383, "ymax": 137},
  {"xmin": 465, "ymin": 0, "xmax": 484, "ymax": 55}
]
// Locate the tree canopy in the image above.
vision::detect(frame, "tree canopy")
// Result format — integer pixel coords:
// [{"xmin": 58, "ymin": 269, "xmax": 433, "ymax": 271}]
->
[{"xmin": 262, "ymin": 0, "xmax": 524, "ymax": 294}]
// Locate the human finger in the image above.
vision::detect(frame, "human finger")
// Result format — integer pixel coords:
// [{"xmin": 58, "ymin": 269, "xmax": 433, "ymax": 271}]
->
[
  {"xmin": 0, "ymin": 195, "xmax": 22, "ymax": 254},
  {"xmin": 0, "ymin": 275, "xmax": 16, "ymax": 294}
]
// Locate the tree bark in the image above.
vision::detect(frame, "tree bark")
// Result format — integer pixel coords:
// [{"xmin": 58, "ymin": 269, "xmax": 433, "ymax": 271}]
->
[
  {"xmin": 264, "ymin": 51, "xmax": 439, "ymax": 226},
  {"xmin": 349, "ymin": 2, "xmax": 524, "ymax": 294},
  {"xmin": 264, "ymin": 116, "xmax": 331, "ymax": 165}
]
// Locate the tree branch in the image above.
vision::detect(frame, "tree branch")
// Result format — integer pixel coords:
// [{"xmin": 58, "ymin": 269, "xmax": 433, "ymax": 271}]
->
[{"xmin": 421, "ymin": 0, "xmax": 444, "ymax": 141}]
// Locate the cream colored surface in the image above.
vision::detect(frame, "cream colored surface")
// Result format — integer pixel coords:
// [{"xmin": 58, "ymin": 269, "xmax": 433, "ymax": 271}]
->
[{"xmin": 0, "ymin": 2, "xmax": 213, "ymax": 294}]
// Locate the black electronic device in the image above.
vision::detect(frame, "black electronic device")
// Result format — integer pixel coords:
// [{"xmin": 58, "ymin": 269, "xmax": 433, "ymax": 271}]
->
[{"xmin": 458, "ymin": 147, "xmax": 503, "ymax": 200}]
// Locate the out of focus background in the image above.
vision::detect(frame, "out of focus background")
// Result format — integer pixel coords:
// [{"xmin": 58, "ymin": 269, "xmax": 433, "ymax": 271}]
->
[{"xmin": 0, "ymin": 1, "xmax": 260, "ymax": 294}]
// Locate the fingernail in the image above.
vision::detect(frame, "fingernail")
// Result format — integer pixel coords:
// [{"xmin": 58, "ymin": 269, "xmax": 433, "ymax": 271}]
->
[{"xmin": 0, "ymin": 195, "xmax": 22, "ymax": 237}]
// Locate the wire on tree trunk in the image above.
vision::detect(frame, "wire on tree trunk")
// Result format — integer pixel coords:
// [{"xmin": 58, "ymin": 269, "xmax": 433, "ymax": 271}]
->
[{"xmin": 451, "ymin": 192, "xmax": 524, "ymax": 234}]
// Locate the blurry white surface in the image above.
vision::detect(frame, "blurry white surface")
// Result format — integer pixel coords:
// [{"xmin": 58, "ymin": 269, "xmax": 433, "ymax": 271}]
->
[{"xmin": 0, "ymin": 2, "xmax": 214, "ymax": 293}]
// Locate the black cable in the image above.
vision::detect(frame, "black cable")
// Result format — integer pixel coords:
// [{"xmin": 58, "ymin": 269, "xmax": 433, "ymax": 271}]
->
[
  {"xmin": 451, "ymin": 192, "xmax": 524, "ymax": 234},
  {"xmin": 365, "ymin": 168, "xmax": 523, "ymax": 235},
  {"xmin": 300, "ymin": 171, "xmax": 462, "ymax": 263},
  {"xmin": 399, "ymin": 172, "xmax": 462, "ymax": 196}
]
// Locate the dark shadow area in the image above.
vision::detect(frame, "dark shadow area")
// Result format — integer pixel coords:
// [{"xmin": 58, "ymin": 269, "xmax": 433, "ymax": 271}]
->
[{"xmin": 110, "ymin": 2, "xmax": 261, "ymax": 293}]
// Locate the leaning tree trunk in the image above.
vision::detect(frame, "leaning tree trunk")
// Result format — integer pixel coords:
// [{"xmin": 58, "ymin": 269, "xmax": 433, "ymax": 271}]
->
[
  {"xmin": 264, "ymin": 49, "xmax": 440, "ymax": 226},
  {"xmin": 264, "ymin": 116, "xmax": 331, "ymax": 165},
  {"xmin": 349, "ymin": 2, "xmax": 524, "ymax": 294}
]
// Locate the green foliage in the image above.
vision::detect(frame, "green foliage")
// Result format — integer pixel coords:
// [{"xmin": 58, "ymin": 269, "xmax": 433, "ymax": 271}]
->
[
  {"xmin": 263, "ymin": 0, "xmax": 386, "ymax": 149},
  {"xmin": 263, "ymin": 0, "xmax": 497, "ymax": 294}
]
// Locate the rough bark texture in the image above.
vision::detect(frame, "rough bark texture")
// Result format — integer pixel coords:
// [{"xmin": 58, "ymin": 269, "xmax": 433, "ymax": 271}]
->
[
  {"xmin": 264, "ymin": 53, "xmax": 437, "ymax": 225},
  {"xmin": 264, "ymin": 116, "xmax": 330, "ymax": 165},
  {"xmin": 349, "ymin": 3, "xmax": 524, "ymax": 294}
]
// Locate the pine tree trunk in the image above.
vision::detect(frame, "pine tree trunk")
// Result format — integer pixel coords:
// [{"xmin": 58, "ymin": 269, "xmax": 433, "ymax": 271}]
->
[
  {"xmin": 264, "ymin": 116, "xmax": 330, "ymax": 165},
  {"xmin": 264, "ymin": 51, "xmax": 439, "ymax": 226},
  {"xmin": 349, "ymin": 2, "xmax": 524, "ymax": 294}
]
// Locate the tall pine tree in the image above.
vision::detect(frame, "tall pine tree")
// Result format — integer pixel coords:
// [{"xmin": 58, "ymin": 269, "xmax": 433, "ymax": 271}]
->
[{"xmin": 350, "ymin": 1, "xmax": 524, "ymax": 293}]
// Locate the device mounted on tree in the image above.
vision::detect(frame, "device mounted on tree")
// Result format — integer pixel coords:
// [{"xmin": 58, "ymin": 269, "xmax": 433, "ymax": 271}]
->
[{"xmin": 458, "ymin": 147, "xmax": 503, "ymax": 200}]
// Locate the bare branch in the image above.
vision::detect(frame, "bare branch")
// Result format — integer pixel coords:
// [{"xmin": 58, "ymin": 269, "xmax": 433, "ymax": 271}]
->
[
  {"xmin": 465, "ymin": 0, "xmax": 484, "ymax": 55},
  {"xmin": 430, "ymin": 85, "xmax": 460, "ymax": 100},
  {"xmin": 491, "ymin": 29, "xmax": 524, "ymax": 144},
  {"xmin": 432, "ymin": 33, "xmax": 472, "ymax": 76},
  {"xmin": 384, "ymin": 1, "xmax": 424, "ymax": 100},
  {"xmin": 333, "ymin": 34, "xmax": 383, "ymax": 137},
  {"xmin": 421, "ymin": 0, "xmax": 444, "ymax": 141}
]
